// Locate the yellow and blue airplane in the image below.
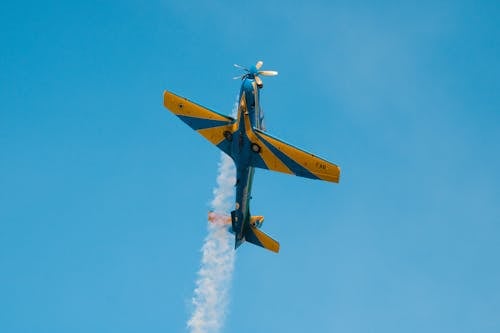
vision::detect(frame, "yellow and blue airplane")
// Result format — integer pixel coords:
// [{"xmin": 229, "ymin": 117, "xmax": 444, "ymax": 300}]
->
[{"xmin": 163, "ymin": 61, "xmax": 340, "ymax": 253}]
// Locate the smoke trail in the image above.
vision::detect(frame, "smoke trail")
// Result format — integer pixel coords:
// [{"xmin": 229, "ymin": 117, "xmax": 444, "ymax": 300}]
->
[{"xmin": 187, "ymin": 152, "xmax": 236, "ymax": 333}]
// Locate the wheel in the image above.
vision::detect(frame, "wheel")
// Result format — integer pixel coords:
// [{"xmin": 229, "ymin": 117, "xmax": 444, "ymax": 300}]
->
[{"xmin": 223, "ymin": 131, "xmax": 233, "ymax": 141}]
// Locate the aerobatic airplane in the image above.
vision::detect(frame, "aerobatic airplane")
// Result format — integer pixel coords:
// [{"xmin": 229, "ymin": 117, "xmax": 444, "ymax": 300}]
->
[{"xmin": 163, "ymin": 61, "xmax": 340, "ymax": 253}]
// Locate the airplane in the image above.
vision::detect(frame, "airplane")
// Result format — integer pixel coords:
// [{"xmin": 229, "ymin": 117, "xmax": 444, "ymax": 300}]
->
[{"xmin": 163, "ymin": 61, "xmax": 340, "ymax": 253}]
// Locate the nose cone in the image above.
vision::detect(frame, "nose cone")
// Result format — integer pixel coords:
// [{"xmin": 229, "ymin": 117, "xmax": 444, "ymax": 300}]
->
[{"xmin": 249, "ymin": 65, "xmax": 258, "ymax": 75}]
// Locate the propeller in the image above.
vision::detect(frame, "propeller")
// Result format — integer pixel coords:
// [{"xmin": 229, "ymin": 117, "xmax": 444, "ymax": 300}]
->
[
  {"xmin": 233, "ymin": 60, "xmax": 278, "ymax": 88},
  {"xmin": 259, "ymin": 70, "xmax": 278, "ymax": 76},
  {"xmin": 233, "ymin": 63, "xmax": 248, "ymax": 71}
]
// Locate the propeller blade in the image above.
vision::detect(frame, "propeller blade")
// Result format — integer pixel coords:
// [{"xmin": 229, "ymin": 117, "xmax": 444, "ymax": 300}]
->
[
  {"xmin": 234, "ymin": 64, "xmax": 248, "ymax": 71},
  {"xmin": 255, "ymin": 61, "xmax": 263, "ymax": 70},
  {"xmin": 255, "ymin": 76, "xmax": 263, "ymax": 87},
  {"xmin": 258, "ymin": 70, "xmax": 278, "ymax": 76},
  {"xmin": 233, "ymin": 75, "xmax": 244, "ymax": 80}
]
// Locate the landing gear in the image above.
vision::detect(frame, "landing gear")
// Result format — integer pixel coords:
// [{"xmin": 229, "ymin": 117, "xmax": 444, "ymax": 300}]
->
[
  {"xmin": 251, "ymin": 143, "xmax": 261, "ymax": 153},
  {"xmin": 223, "ymin": 131, "xmax": 233, "ymax": 141}
]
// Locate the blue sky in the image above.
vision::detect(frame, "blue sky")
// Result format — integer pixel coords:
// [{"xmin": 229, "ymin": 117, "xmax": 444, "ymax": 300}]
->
[{"xmin": 1, "ymin": 0, "xmax": 499, "ymax": 332}]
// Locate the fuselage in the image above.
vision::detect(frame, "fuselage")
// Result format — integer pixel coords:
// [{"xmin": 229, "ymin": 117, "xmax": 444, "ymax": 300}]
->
[
  {"xmin": 163, "ymin": 63, "xmax": 339, "ymax": 252},
  {"xmin": 163, "ymin": 60, "xmax": 339, "ymax": 253},
  {"xmin": 230, "ymin": 77, "xmax": 263, "ymax": 246}
]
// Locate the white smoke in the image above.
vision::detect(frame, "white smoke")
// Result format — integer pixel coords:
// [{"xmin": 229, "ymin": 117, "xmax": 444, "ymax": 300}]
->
[{"xmin": 187, "ymin": 152, "xmax": 236, "ymax": 333}]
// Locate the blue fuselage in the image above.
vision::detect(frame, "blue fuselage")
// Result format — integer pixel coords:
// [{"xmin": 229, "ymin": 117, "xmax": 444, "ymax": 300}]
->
[{"xmin": 230, "ymin": 78, "xmax": 263, "ymax": 245}]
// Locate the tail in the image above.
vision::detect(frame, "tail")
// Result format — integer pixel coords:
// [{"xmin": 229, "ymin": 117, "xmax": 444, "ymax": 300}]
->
[
  {"xmin": 228, "ymin": 211, "xmax": 280, "ymax": 253},
  {"xmin": 244, "ymin": 224, "xmax": 280, "ymax": 253}
]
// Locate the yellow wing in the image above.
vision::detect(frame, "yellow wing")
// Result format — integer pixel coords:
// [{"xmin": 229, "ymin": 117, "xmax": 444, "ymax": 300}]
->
[
  {"xmin": 163, "ymin": 90, "xmax": 236, "ymax": 155},
  {"xmin": 251, "ymin": 128, "xmax": 340, "ymax": 183}
]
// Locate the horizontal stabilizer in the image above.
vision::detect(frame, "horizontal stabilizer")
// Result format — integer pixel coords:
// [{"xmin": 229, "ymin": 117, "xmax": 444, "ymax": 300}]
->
[
  {"xmin": 244, "ymin": 225, "xmax": 280, "ymax": 253},
  {"xmin": 208, "ymin": 211, "xmax": 231, "ymax": 225}
]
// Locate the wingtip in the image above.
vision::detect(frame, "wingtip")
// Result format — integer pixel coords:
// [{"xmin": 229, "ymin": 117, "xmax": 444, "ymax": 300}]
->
[{"xmin": 163, "ymin": 90, "xmax": 172, "ymax": 109}]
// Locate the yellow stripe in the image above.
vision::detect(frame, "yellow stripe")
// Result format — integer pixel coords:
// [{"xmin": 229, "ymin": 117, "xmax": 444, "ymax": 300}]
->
[
  {"xmin": 197, "ymin": 121, "xmax": 239, "ymax": 146},
  {"xmin": 240, "ymin": 95, "xmax": 292, "ymax": 174},
  {"xmin": 164, "ymin": 91, "xmax": 232, "ymax": 122},
  {"xmin": 252, "ymin": 227, "xmax": 280, "ymax": 253},
  {"xmin": 258, "ymin": 132, "xmax": 340, "ymax": 182}
]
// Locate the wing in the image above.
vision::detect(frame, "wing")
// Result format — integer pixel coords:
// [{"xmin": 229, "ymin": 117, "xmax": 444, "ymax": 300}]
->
[
  {"xmin": 163, "ymin": 90, "xmax": 236, "ymax": 156},
  {"xmin": 250, "ymin": 128, "xmax": 340, "ymax": 183}
]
